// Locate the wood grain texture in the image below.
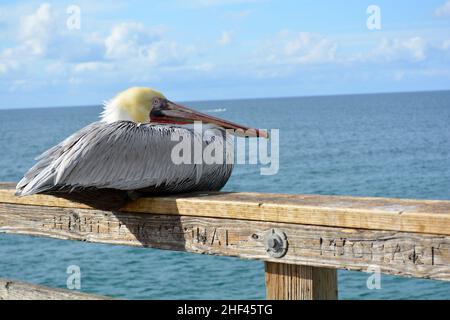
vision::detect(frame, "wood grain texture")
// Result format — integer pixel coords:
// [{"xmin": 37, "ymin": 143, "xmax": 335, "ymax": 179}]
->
[
  {"xmin": 265, "ymin": 263, "xmax": 337, "ymax": 300},
  {"xmin": 0, "ymin": 278, "xmax": 111, "ymax": 300},
  {"xmin": 1, "ymin": 183, "xmax": 449, "ymax": 235},
  {"xmin": 1, "ymin": 203, "xmax": 449, "ymax": 281}
]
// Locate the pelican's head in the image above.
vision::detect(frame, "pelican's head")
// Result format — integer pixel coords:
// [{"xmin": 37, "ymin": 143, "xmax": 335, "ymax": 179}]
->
[
  {"xmin": 101, "ymin": 87, "xmax": 268, "ymax": 138},
  {"xmin": 101, "ymin": 87, "xmax": 166, "ymax": 124}
]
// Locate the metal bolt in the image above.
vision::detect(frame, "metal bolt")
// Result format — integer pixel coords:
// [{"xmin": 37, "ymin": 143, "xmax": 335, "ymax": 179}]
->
[
  {"xmin": 264, "ymin": 228, "xmax": 288, "ymax": 258},
  {"xmin": 268, "ymin": 237, "xmax": 280, "ymax": 250}
]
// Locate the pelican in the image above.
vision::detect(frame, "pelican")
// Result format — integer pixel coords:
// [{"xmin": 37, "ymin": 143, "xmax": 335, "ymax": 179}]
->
[{"xmin": 16, "ymin": 87, "xmax": 267, "ymax": 210}]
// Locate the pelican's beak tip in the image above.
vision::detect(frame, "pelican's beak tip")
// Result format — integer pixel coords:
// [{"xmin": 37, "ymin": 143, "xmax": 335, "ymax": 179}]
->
[{"xmin": 259, "ymin": 130, "xmax": 269, "ymax": 139}]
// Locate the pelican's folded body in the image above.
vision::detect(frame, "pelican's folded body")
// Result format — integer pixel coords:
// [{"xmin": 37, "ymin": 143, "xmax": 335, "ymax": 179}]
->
[{"xmin": 16, "ymin": 87, "xmax": 266, "ymax": 210}]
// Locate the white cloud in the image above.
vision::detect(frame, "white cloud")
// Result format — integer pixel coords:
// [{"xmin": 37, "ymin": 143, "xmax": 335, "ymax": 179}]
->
[
  {"xmin": 18, "ymin": 2, "xmax": 54, "ymax": 56},
  {"xmin": 8, "ymin": 79, "xmax": 29, "ymax": 92},
  {"xmin": 372, "ymin": 37, "xmax": 427, "ymax": 62},
  {"xmin": 1, "ymin": 1, "xmax": 449, "ymax": 106},
  {"xmin": 261, "ymin": 30, "xmax": 337, "ymax": 65},
  {"xmin": 0, "ymin": 48, "xmax": 20, "ymax": 76},
  {"xmin": 105, "ymin": 22, "xmax": 194, "ymax": 67},
  {"xmin": 4, "ymin": 3, "xmax": 103, "ymax": 63},
  {"xmin": 0, "ymin": 3, "xmax": 200, "ymax": 86},
  {"xmin": 144, "ymin": 41, "xmax": 194, "ymax": 66},
  {"xmin": 248, "ymin": 31, "xmax": 438, "ymax": 80},
  {"xmin": 391, "ymin": 68, "xmax": 450, "ymax": 81},
  {"xmin": 436, "ymin": 1, "xmax": 450, "ymax": 17},
  {"xmin": 46, "ymin": 61, "xmax": 68, "ymax": 75},
  {"xmin": 105, "ymin": 22, "xmax": 162, "ymax": 60},
  {"xmin": 218, "ymin": 31, "xmax": 232, "ymax": 46}
]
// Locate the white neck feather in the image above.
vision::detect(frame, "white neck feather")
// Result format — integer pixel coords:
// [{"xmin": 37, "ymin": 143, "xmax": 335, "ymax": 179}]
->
[{"xmin": 100, "ymin": 100, "xmax": 133, "ymax": 123}]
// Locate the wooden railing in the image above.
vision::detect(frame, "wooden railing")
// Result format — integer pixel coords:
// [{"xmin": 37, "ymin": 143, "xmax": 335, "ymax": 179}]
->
[
  {"xmin": 0, "ymin": 182, "xmax": 449, "ymax": 299},
  {"xmin": 0, "ymin": 278, "xmax": 110, "ymax": 300}
]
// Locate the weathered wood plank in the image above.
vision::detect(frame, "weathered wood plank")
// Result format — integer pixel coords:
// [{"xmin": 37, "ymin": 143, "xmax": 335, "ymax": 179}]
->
[
  {"xmin": 265, "ymin": 263, "xmax": 337, "ymax": 300},
  {"xmin": 1, "ymin": 203, "xmax": 449, "ymax": 281},
  {"xmin": 0, "ymin": 278, "xmax": 111, "ymax": 300},
  {"xmin": 1, "ymin": 183, "xmax": 449, "ymax": 235}
]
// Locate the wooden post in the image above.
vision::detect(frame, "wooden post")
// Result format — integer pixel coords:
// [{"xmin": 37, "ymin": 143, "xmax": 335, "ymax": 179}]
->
[{"xmin": 265, "ymin": 262, "xmax": 338, "ymax": 300}]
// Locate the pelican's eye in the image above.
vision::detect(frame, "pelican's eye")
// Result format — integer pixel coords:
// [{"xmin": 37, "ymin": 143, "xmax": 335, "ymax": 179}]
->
[{"xmin": 152, "ymin": 97, "xmax": 162, "ymax": 108}]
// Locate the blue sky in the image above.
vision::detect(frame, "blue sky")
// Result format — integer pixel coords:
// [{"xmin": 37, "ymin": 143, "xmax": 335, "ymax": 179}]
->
[{"xmin": 0, "ymin": 0, "xmax": 450, "ymax": 108}]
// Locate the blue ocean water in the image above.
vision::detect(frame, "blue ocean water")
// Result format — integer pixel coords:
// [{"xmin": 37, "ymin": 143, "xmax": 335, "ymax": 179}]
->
[{"xmin": 0, "ymin": 90, "xmax": 449, "ymax": 299}]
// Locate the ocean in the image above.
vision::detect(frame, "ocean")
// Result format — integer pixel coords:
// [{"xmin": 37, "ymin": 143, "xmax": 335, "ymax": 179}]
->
[{"xmin": 0, "ymin": 90, "xmax": 449, "ymax": 299}]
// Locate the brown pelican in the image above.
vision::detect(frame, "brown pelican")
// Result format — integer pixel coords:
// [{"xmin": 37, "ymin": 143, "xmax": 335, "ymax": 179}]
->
[{"xmin": 16, "ymin": 87, "xmax": 267, "ymax": 210}]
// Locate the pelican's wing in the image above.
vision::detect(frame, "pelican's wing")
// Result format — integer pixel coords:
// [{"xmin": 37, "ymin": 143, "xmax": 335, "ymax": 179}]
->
[
  {"xmin": 16, "ymin": 121, "xmax": 231, "ymax": 196},
  {"xmin": 16, "ymin": 122, "xmax": 102, "ymax": 194}
]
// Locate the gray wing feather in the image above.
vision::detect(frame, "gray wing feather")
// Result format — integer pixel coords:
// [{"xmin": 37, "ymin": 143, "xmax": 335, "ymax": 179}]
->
[{"xmin": 17, "ymin": 121, "xmax": 233, "ymax": 196}]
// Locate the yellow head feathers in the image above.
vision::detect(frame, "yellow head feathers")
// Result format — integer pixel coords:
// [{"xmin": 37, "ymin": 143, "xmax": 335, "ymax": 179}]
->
[{"xmin": 101, "ymin": 87, "xmax": 166, "ymax": 124}]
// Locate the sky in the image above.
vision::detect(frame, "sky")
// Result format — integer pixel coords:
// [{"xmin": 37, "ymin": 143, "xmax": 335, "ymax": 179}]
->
[{"xmin": 0, "ymin": 0, "xmax": 450, "ymax": 109}]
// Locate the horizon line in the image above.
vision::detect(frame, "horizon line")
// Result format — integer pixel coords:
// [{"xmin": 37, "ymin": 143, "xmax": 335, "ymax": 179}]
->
[{"xmin": 1, "ymin": 88, "xmax": 449, "ymax": 111}]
